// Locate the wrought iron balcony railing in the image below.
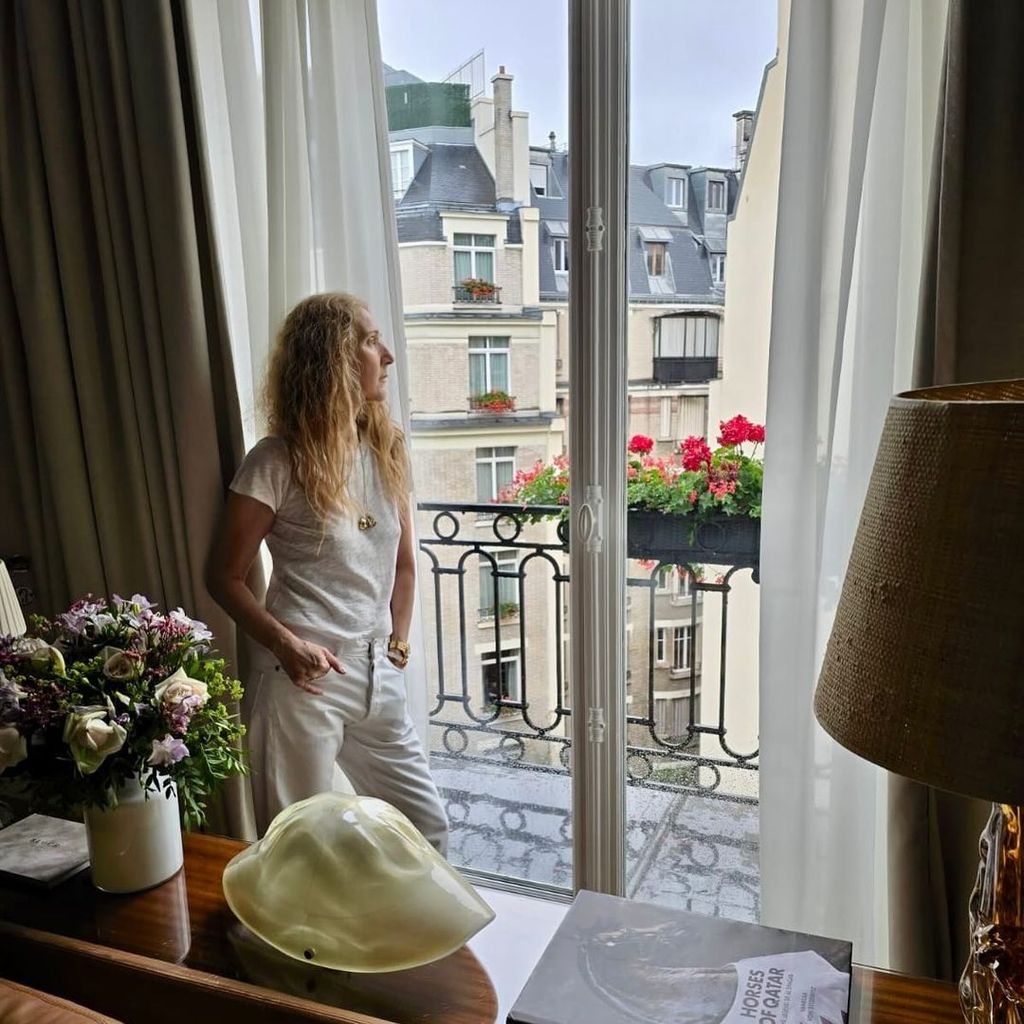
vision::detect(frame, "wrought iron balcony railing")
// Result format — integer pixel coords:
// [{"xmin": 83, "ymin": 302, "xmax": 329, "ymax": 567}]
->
[
  {"xmin": 652, "ymin": 355, "xmax": 724, "ymax": 384},
  {"xmin": 416, "ymin": 501, "xmax": 759, "ymax": 796},
  {"xmin": 453, "ymin": 284, "xmax": 502, "ymax": 305}
]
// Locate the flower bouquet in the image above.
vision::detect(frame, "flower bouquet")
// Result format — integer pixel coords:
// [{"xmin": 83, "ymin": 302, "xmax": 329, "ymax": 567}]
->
[{"xmin": 0, "ymin": 594, "xmax": 245, "ymax": 831}]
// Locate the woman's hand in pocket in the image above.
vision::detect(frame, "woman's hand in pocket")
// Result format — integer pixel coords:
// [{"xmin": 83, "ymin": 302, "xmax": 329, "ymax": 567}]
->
[{"xmin": 273, "ymin": 634, "xmax": 345, "ymax": 695}]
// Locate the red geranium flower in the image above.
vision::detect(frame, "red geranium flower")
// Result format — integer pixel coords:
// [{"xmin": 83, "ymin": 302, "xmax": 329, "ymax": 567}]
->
[
  {"xmin": 628, "ymin": 434, "xmax": 654, "ymax": 455},
  {"xmin": 748, "ymin": 422, "xmax": 766, "ymax": 443},
  {"xmin": 717, "ymin": 414, "xmax": 754, "ymax": 447},
  {"xmin": 680, "ymin": 436, "xmax": 713, "ymax": 472}
]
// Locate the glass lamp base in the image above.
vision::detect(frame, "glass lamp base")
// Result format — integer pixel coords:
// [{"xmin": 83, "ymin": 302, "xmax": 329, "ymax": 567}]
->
[{"xmin": 960, "ymin": 804, "xmax": 1024, "ymax": 1024}]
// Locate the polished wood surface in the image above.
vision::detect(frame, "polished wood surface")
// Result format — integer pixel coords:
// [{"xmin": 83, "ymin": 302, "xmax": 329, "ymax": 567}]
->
[
  {"xmin": 851, "ymin": 965, "xmax": 965, "ymax": 1023},
  {"xmin": 0, "ymin": 832, "xmax": 496, "ymax": 1024},
  {"xmin": 0, "ymin": 831, "xmax": 964, "ymax": 1024}
]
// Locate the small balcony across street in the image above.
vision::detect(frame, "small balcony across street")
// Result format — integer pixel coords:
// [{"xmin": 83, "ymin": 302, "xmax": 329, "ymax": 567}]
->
[
  {"xmin": 453, "ymin": 282, "xmax": 502, "ymax": 305},
  {"xmin": 653, "ymin": 355, "xmax": 724, "ymax": 385}
]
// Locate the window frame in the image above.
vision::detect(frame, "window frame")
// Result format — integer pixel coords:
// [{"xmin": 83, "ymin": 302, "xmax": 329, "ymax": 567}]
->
[
  {"xmin": 479, "ymin": 550, "xmax": 519, "ymax": 619},
  {"xmin": 554, "ymin": 237, "xmax": 570, "ymax": 273},
  {"xmin": 712, "ymin": 253, "xmax": 726, "ymax": 285},
  {"xmin": 481, "ymin": 647, "xmax": 522, "ymax": 705},
  {"xmin": 672, "ymin": 625, "xmax": 693, "ymax": 673},
  {"xmin": 475, "ymin": 446, "xmax": 516, "ymax": 502},
  {"xmin": 530, "ymin": 163, "xmax": 549, "ymax": 196},
  {"xmin": 646, "ymin": 241, "xmax": 667, "ymax": 278},
  {"xmin": 707, "ymin": 179, "xmax": 726, "ymax": 212},
  {"xmin": 667, "ymin": 176, "xmax": 687, "ymax": 208},
  {"xmin": 469, "ymin": 337, "xmax": 511, "ymax": 396},
  {"xmin": 453, "ymin": 233, "xmax": 496, "ymax": 283},
  {"xmin": 389, "ymin": 143, "xmax": 414, "ymax": 199}
]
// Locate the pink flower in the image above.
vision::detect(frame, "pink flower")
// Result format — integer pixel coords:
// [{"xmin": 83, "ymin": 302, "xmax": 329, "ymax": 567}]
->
[
  {"xmin": 627, "ymin": 466, "xmax": 638, "ymax": 479},
  {"xmin": 688, "ymin": 490, "xmax": 699, "ymax": 505},
  {"xmin": 628, "ymin": 434, "xmax": 654, "ymax": 455}
]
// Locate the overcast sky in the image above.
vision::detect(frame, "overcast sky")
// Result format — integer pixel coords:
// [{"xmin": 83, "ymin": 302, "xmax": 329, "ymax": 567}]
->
[{"xmin": 377, "ymin": 0, "xmax": 778, "ymax": 168}]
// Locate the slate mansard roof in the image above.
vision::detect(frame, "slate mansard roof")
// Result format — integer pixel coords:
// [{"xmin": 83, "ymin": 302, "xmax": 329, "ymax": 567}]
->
[
  {"xmin": 533, "ymin": 150, "xmax": 737, "ymax": 303},
  {"xmin": 390, "ymin": 127, "xmax": 737, "ymax": 303}
]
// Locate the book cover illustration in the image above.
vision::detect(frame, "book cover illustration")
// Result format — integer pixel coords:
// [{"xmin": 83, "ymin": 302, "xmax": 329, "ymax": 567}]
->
[
  {"xmin": 509, "ymin": 890, "xmax": 851, "ymax": 1024},
  {"xmin": 0, "ymin": 813, "xmax": 90, "ymax": 887}
]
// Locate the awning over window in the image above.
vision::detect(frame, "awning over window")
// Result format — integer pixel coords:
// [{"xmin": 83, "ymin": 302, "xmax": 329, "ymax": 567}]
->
[
  {"xmin": 637, "ymin": 225, "xmax": 672, "ymax": 242},
  {"xmin": 545, "ymin": 220, "xmax": 569, "ymax": 238}
]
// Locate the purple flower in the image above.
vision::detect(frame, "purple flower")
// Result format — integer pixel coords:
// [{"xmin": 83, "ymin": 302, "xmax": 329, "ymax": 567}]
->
[
  {"xmin": 168, "ymin": 694, "xmax": 202, "ymax": 734},
  {"xmin": 147, "ymin": 734, "xmax": 189, "ymax": 767},
  {"xmin": 169, "ymin": 609, "xmax": 213, "ymax": 644}
]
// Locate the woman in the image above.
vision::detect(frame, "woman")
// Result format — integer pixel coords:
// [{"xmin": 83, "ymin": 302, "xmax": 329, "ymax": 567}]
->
[{"xmin": 207, "ymin": 292, "xmax": 448, "ymax": 853}]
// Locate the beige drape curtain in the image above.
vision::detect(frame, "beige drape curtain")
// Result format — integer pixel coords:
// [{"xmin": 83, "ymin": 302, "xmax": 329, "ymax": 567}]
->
[
  {"xmin": 0, "ymin": 1, "xmax": 252, "ymax": 838},
  {"xmin": 890, "ymin": 0, "xmax": 1024, "ymax": 981}
]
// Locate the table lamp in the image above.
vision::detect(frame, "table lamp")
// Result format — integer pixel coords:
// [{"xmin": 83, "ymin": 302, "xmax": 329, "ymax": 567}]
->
[
  {"xmin": 0, "ymin": 560, "xmax": 26, "ymax": 637},
  {"xmin": 814, "ymin": 380, "xmax": 1024, "ymax": 1024}
]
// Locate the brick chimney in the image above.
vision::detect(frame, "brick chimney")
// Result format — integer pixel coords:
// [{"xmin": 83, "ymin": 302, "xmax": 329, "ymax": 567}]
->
[
  {"xmin": 733, "ymin": 110, "xmax": 754, "ymax": 170},
  {"xmin": 492, "ymin": 66, "xmax": 515, "ymax": 209}
]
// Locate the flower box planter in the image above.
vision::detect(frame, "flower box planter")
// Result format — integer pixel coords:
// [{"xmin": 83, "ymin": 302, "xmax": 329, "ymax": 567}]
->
[
  {"xmin": 627, "ymin": 509, "xmax": 761, "ymax": 576},
  {"xmin": 469, "ymin": 392, "xmax": 516, "ymax": 414}
]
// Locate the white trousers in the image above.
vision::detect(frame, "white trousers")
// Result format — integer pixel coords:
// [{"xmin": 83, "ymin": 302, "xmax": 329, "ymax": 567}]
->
[{"xmin": 245, "ymin": 636, "xmax": 448, "ymax": 855}]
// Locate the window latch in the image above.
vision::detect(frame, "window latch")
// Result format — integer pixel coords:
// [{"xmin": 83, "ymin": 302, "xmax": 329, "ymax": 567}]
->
[
  {"xmin": 585, "ymin": 206, "xmax": 605, "ymax": 252},
  {"xmin": 577, "ymin": 485, "xmax": 604, "ymax": 554},
  {"xmin": 587, "ymin": 706, "xmax": 606, "ymax": 744}
]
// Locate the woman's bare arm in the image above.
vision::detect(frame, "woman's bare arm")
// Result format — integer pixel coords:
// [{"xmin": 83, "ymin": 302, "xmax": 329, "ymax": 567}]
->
[
  {"xmin": 206, "ymin": 490, "xmax": 343, "ymax": 694},
  {"xmin": 389, "ymin": 496, "xmax": 417, "ymax": 654}
]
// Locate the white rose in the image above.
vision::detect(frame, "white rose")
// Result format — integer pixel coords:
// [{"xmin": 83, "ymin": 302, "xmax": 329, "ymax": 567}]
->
[
  {"xmin": 0, "ymin": 726, "xmax": 27, "ymax": 774},
  {"xmin": 63, "ymin": 708, "xmax": 126, "ymax": 775},
  {"xmin": 154, "ymin": 667, "xmax": 209, "ymax": 708},
  {"xmin": 101, "ymin": 647, "xmax": 140, "ymax": 681}
]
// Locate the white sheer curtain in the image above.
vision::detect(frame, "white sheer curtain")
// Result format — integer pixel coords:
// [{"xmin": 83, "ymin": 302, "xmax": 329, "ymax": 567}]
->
[
  {"xmin": 184, "ymin": 0, "xmax": 428, "ymax": 737},
  {"xmin": 758, "ymin": 0, "xmax": 948, "ymax": 966}
]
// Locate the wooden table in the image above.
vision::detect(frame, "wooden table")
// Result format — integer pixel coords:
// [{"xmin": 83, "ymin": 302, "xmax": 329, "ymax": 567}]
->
[{"xmin": 0, "ymin": 833, "xmax": 964, "ymax": 1024}]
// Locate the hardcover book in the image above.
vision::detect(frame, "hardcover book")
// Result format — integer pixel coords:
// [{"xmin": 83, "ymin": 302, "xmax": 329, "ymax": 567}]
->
[
  {"xmin": 508, "ymin": 890, "xmax": 852, "ymax": 1024},
  {"xmin": 0, "ymin": 813, "xmax": 90, "ymax": 887}
]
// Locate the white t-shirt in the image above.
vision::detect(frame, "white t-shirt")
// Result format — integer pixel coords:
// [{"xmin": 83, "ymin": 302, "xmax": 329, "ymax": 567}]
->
[{"xmin": 230, "ymin": 437, "xmax": 401, "ymax": 646}]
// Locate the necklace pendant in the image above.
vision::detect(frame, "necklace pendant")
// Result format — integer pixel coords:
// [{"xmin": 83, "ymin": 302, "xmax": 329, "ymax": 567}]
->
[{"xmin": 358, "ymin": 514, "xmax": 377, "ymax": 531}]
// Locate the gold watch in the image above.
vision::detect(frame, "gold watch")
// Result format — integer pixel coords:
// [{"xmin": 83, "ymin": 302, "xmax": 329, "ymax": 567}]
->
[{"xmin": 388, "ymin": 638, "xmax": 410, "ymax": 668}]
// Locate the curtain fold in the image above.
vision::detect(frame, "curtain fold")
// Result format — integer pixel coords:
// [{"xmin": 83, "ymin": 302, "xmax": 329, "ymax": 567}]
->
[
  {"xmin": 891, "ymin": 0, "xmax": 1024, "ymax": 981},
  {"xmin": 0, "ymin": 0, "xmax": 252, "ymax": 838},
  {"xmin": 184, "ymin": 0, "xmax": 429, "ymax": 740},
  {"xmin": 758, "ymin": 0, "xmax": 948, "ymax": 967}
]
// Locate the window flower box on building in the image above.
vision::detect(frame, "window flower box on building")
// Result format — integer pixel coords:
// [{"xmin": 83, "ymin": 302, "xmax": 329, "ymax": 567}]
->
[
  {"xmin": 454, "ymin": 279, "xmax": 501, "ymax": 304},
  {"xmin": 470, "ymin": 390, "xmax": 517, "ymax": 414},
  {"xmin": 497, "ymin": 415, "xmax": 764, "ymax": 574}
]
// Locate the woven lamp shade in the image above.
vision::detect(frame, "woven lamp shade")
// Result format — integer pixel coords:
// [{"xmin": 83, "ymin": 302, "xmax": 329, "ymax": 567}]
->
[
  {"xmin": 0, "ymin": 561, "xmax": 26, "ymax": 637},
  {"xmin": 814, "ymin": 380, "xmax": 1024, "ymax": 806}
]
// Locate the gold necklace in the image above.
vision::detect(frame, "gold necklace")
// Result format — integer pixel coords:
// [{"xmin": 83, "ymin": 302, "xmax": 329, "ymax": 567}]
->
[{"xmin": 357, "ymin": 446, "xmax": 377, "ymax": 531}]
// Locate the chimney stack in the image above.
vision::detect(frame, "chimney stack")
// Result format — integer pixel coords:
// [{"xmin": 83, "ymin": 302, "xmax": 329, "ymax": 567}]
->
[
  {"xmin": 492, "ymin": 66, "xmax": 515, "ymax": 209},
  {"xmin": 733, "ymin": 110, "xmax": 754, "ymax": 170},
  {"xmin": 549, "ymin": 131, "xmax": 557, "ymax": 152}
]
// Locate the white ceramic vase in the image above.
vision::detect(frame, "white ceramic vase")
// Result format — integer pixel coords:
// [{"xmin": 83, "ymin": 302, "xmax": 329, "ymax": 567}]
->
[{"xmin": 84, "ymin": 774, "xmax": 184, "ymax": 893}]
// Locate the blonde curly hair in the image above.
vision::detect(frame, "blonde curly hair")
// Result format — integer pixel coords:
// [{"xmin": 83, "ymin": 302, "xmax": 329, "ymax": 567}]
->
[{"xmin": 264, "ymin": 292, "xmax": 409, "ymax": 521}]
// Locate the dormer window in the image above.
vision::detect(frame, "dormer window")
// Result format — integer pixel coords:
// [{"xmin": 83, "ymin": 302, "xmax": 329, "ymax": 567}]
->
[
  {"xmin": 667, "ymin": 177, "xmax": 687, "ymax": 208},
  {"xmin": 707, "ymin": 179, "xmax": 726, "ymax": 212},
  {"xmin": 646, "ymin": 242, "xmax": 667, "ymax": 277},
  {"xmin": 530, "ymin": 163, "xmax": 548, "ymax": 196},
  {"xmin": 390, "ymin": 144, "xmax": 414, "ymax": 199},
  {"xmin": 554, "ymin": 237, "xmax": 569, "ymax": 273},
  {"xmin": 712, "ymin": 253, "xmax": 726, "ymax": 284}
]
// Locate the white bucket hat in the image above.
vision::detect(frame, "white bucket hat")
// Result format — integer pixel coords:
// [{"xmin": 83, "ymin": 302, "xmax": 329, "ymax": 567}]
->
[{"xmin": 222, "ymin": 790, "xmax": 494, "ymax": 972}]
